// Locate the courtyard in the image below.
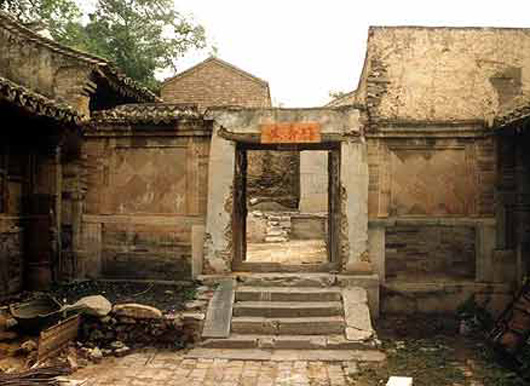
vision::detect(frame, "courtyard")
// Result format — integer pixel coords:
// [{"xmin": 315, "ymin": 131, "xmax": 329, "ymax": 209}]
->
[{"xmin": 65, "ymin": 315, "xmax": 527, "ymax": 386}]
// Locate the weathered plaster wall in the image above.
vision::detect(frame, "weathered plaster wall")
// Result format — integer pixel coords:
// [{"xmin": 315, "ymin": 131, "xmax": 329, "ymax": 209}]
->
[
  {"xmin": 81, "ymin": 121, "xmax": 211, "ymax": 280},
  {"xmin": 299, "ymin": 150, "xmax": 328, "ymax": 213},
  {"xmin": 359, "ymin": 27, "xmax": 530, "ymax": 124},
  {"xmin": 367, "ymin": 135, "xmax": 495, "ymax": 218}
]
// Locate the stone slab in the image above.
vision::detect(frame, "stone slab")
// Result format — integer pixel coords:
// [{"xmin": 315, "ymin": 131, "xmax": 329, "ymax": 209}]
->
[
  {"xmin": 185, "ymin": 348, "xmax": 386, "ymax": 362},
  {"xmin": 231, "ymin": 316, "xmax": 345, "ymax": 335},
  {"xmin": 235, "ymin": 273, "xmax": 337, "ymax": 287},
  {"xmin": 191, "ymin": 224, "xmax": 205, "ymax": 279},
  {"xmin": 337, "ymin": 274, "xmax": 380, "ymax": 319},
  {"xmin": 200, "ymin": 334, "xmax": 376, "ymax": 350},
  {"xmin": 235, "ymin": 286, "xmax": 342, "ymax": 302},
  {"xmin": 113, "ymin": 304, "xmax": 162, "ymax": 319},
  {"xmin": 342, "ymin": 287, "xmax": 374, "ymax": 342},
  {"xmin": 233, "ymin": 301, "xmax": 343, "ymax": 317},
  {"xmin": 201, "ymin": 279, "xmax": 234, "ymax": 338},
  {"xmin": 387, "ymin": 376, "xmax": 413, "ymax": 386}
]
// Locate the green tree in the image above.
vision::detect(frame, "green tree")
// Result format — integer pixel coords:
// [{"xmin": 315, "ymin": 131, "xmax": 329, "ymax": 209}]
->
[
  {"xmin": 80, "ymin": 0, "xmax": 206, "ymax": 90},
  {"xmin": 0, "ymin": 0, "xmax": 83, "ymax": 42},
  {"xmin": 1, "ymin": 0, "xmax": 207, "ymax": 91}
]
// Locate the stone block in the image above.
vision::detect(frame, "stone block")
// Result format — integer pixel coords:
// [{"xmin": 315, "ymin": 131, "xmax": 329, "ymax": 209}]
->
[
  {"xmin": 387, "ymin": 376, "xmax": 413, "ymax": 386},
  {"xmin": 192, "ymin": 225, "xmax": 205, "ymax": 279},
  {"xmin": 342, "ymin": 287, "xmax": 374, "ymax": 341},
  {"xmin": 337, "ymin": 274, "xmax": 380, "ymax": 319},
  {"xmin": 113, "ymin": 304, "xmax": 163, "ymax": 319}
]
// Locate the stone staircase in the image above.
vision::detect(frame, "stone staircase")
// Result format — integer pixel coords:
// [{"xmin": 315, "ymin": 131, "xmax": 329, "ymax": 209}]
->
[
  {"xmin": 264, "ymin": 213, "xmax": 291, "ymax": 243},
  {"xmin": 188, "ymin": 274, "xmax": 385, "ymax": 362}
]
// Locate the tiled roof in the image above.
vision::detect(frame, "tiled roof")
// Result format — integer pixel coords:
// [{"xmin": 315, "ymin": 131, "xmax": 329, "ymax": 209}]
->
[
  {"xmin": 0, "ymin": 76, "xmax": 83, "ymax": 124},
  {"xmin": 91, "ymin": 103, "xmax": 203, "ymax": 124},
  {"xmin": 495, "ymin": 95, "xmax": 530, "ymax": 129},
  {"xmin": 0, "ymin": 12, "xmax": 160, "ymax": 103}
]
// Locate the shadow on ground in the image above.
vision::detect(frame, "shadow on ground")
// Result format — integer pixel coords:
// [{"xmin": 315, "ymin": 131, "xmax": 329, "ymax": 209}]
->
[{"xmin": 349, "ymin": 314, "xmax": 528, "ymax": 386}]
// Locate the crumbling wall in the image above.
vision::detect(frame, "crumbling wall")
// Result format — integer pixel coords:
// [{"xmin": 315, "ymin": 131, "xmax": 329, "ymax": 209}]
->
[{"xmin": 359, "ymin": 26, "xmax": 530, "ymax": 124}]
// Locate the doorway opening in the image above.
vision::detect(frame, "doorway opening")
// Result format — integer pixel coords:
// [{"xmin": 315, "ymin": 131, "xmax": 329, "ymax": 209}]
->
[{"xmin": 232, "ymin": 142, "xmax": 341, "ymax": 272}]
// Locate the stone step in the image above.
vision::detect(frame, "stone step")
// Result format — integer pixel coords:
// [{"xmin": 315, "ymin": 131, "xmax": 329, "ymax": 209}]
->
[
  {"xmin": 185, "ymin": 348, "xmax": 387, "ymax": 362},
  {"xmin": 266, "ymin": 229, "xmax": 288, "ymax": 237},
  {"xmin": 264, "ymin": 236, "xmax": 288, "ymax": 243},
  {"xmin": 267, "ymin": 216, "xmax": 290, "ymax": 221},
  {"xmin": 200, "ymin": 334, "xmax": 377, "ymax": 350},
  {"xmin": 231, "ymin": 316, "xmax": 345, "ymax": 335},
  {"xmin": 235, "ymin": 273, "xmax": 337, "ymax": 287},
  {"xmin": 235, "ymin": 286, "xmax": 342, "ymax": 302},
  {"xmin": 233, "ymin": 301, "xmax": 343, "ymax": 317}
]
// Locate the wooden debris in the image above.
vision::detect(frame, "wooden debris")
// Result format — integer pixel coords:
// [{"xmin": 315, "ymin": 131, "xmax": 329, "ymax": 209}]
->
[{"xmin": 0, "ymin": 366, "xmax": 72, "ymax": 385}]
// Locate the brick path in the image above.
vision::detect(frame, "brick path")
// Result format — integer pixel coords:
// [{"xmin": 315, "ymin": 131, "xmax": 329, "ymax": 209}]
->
[{"xmin": 70, "ymin": 349, "xmax": 358, "ymax": 386}]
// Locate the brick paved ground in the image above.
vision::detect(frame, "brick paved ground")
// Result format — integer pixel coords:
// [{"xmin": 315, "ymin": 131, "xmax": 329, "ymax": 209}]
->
[{"xmin": 69, "ymin": 349, "xmax": 359, "ymax": 386}]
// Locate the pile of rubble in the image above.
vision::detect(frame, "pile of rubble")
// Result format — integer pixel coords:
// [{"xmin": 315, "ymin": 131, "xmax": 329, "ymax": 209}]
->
[
  {"xmin": 79, "ymin": 300, "xmax": 207, "ymax": 359},
  {"xmin": 0, "ymin": 284, "xmax": 213, "ymax": 373}
]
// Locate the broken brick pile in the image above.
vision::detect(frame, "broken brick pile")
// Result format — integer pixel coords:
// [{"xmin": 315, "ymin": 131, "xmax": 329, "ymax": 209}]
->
[{"xmin": 79, "ymin": 302, "xmax": 205, "ymax": 356}]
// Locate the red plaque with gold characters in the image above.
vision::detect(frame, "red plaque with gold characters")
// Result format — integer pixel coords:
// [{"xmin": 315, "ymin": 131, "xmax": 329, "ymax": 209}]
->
[{"xmin": 260, "ymin": 122, "xmax": 321, "ymax": 144}]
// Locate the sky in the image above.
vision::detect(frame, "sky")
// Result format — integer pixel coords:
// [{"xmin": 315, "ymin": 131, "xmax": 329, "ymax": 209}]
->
[{"xmin": 167, "ymin": 0, "xmax": 529, "ymax": 108}]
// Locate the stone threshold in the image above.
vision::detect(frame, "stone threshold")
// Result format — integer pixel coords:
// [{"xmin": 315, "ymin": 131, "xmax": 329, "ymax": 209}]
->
[{"xmin": 185, "ymin": 348, "xmax": 386, "ymax": 362}]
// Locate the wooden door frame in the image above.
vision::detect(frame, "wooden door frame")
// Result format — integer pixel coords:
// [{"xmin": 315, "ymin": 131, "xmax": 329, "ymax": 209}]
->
[{"xmin": 231, "ymin": 142, "xmax": 342, "ymax": 272}]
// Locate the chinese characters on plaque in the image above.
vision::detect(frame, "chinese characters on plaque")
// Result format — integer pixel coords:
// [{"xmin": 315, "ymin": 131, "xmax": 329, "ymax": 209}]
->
[{"xmin": 260, "ymin": 122, "xmax": 321, "ymax": 143}]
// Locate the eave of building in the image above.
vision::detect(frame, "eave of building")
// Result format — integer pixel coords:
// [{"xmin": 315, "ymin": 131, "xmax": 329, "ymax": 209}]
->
[
  {"xmin": 0, "ymin": 76, "xmax": 83, "ymax": 125},
  {"xmin": 90, "ymin": 103, "xmax": 205, "ymax": 125},
  {"xmin": 0, "ymin": 12, "xmax": 160, "ymax": 104},
  {"xmin": 494, "ymin": 100, "xmax": 530, "ymax": 131}
]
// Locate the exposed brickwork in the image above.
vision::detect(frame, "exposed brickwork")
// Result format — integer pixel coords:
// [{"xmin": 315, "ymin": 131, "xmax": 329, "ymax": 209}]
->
[
  {"xmin": 385, "ymin": 225, "xmax": 476, "ymax": 281},
  {"xmin": 161, "ymin": 58, "xmax": 271, "ymax": 108},
  {"xmin": 476, "ymin": 137, "xmax": 496, "ymax": 216},
  {"xmin": 0, "ymin": 220, "xmax": 23, "ymax": 295},
  {"xmin": 101, "ymin": 223, "xmax": 192, "ymax": 280}
]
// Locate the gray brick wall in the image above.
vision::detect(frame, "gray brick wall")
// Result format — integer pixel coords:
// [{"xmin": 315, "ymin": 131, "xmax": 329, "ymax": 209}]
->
[
  {"xmin": 385, "ymin": 225, "xmax": 476, "ymax": 281},
  {"xmin": 161, "ymin": 59, "xmax": 271, "ymax": 108}
]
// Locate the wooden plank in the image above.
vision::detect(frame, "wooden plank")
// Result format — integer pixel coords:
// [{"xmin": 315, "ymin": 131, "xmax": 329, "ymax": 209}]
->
[
  {"xmin": 202, "ymin": 279, "xmax": 234, "ymax": 338},
  {"xmin": 38, "ymin": 313, "xmax": 80, "ymax": 362}
]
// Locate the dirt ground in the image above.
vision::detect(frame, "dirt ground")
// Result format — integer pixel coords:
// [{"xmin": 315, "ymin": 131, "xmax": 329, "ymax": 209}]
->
[
  {"xmin": 350, "ymin": 314, "xmax": 528, "ymax": 386},
  {"xmin": 246, "ymin": 239, "xmax": 327, "ymax": 264},
  {"xmin": 0, "ymin": 280, "xmax": 197, "ymax": 313}
]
